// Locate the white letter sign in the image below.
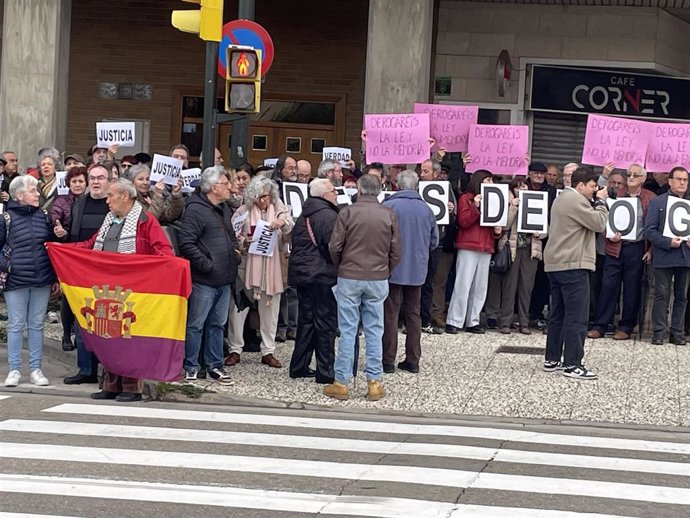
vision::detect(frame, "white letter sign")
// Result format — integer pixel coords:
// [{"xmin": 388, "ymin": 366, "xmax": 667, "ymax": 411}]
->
[
  {"xmin": 149, "ymin": 154, "xmax": 183, "ymax": 186},
  {"xmin": 282, "ymin": 181, "xmax": 308, "ymax": 218},
  {"xmin": 419, "ymin": 181, "xmax": 450, "ymax": 225},
  {"xmin": 322, "ymin": 147, "xmax": 351, "ymax": 167},
  {"xmin": 480, "ymin": 183, "xmax": 508, "ymax": 227},
  {"xmin": 606, "ymin": 198, "xmax": 638, "ymax": 240},
  {"xmin": 248, "ymin": 220, "xmax": 279, "ymax": 257},
  {"xmin": 517, "ymin": 190, "xmax": 548, "ymax": 234},
  {"xmin": 96, "ymin": 121, "xmax": 136, "ymax": 148},
  {"xmin": 663, "ymin": 196, "xmax": 690, "ymax": 241}
]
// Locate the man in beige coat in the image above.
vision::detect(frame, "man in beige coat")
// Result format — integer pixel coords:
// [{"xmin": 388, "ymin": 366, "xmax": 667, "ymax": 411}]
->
[{"xmin": 542, "ymin": 166, "xmax": 608, "ymax": 380}]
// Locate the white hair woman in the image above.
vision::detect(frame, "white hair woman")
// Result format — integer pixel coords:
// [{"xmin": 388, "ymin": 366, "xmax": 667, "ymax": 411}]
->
[
  {"xmin": 227, "ymin": 176, "xmax": 294, "ymax": 369},
  {"xmin": 37, "ymin": 147, "xmax": 61, "ymax": 212}
]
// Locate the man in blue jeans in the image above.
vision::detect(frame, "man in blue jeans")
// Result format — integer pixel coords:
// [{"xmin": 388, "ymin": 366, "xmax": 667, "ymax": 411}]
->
[
  {"xmin": 325, "ymin": 174, "xmax": 400, "ymax": 401},
  {"xmin": 179, "ymin": 166, "xmax": 238, "ymax": 384}
]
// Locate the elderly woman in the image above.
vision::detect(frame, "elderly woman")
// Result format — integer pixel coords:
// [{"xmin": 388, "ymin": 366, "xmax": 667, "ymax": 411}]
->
[
  {"xmin": 2, "ymin": 176, "xmax": 65, "ymax": 387},
  {"xmin": 49, "ymin": 165, "xmax": 88, "ymax": 351},
  {"xmin": 227, "ymin": 176, "xmax": 294, "ymax": 369},
  {"xmin": 37, "ymin": 147, "xmax": 61, "ymax": 212},
  {"xmin": 445, "ymin": 169, "xmax": 501, "ymax": 334},
  {"xmin": 126, "ymin": 163, "xmax": 184, "ymax": 225},
  {"xmin": 498, "ymin": 176, "xmax": 545, "ymax": 335},
  {"xmin": 75, "ymin": 178, "xmax": 173, "ymax": 402}
]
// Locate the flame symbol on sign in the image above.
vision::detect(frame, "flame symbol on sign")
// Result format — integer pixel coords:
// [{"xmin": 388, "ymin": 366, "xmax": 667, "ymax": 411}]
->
[{"xmin": 237, "ymin": 52, "xmax": 249, "ymax": 76}]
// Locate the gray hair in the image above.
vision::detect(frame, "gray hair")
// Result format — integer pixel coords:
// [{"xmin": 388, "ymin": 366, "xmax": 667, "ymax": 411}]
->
[
  {"xmin": 397, "ymin": 169, "xmax": 419, "ymax": 191},
  {"xmin": 628, "ymin": 163, "xmax": 647, "ymax": 176},
  {"xmin": 423, "ymin": 159, "xmax": 441, "ymax": 174},
  {"xmin": 199, "ymin": 165, "xmax": 226, "ymax": 194},
  {"xmin": 357, "ymin": 174, "xmax": 381, "ymax": 197},
  {"xmin": 9, "ymin": 175, "xmax": 38, "ymax": 201},
  {"xmin": 309, "ymin": 178, "xmax": 332, "ymax": 198},
  {"xmin": 38, "ymin": 147, "xmax": 61, "ymax": 169},
  {"xmin": 317, "ymin": 159, "xmax": 338, "ymax": 179},
  {"xmin": 244, "ymin": 176, "xmax": 279, "ymax": 207},
  {"xmin": 110, "ymin": 178, "xmax": 137, "ymax": 200},
  {"xmin": 126, "ymin": 163, "xmax": 149, "ymax": 182}
]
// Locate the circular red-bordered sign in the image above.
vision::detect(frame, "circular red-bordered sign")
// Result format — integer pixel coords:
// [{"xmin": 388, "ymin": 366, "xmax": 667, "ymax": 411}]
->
[{"xmin": 218, "ymin": 19, "xmax": 274, "ymax": 79}]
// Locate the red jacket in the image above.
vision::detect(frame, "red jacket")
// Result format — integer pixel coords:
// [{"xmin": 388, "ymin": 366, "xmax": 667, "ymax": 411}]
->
[
  {"xmin": 75, "ymin": 210, "xmax": 173, "ymax": 256},
  {"xmin": 455, "ymin": 192, "xmax": 497, "ymax": 254},
  {"xmin": 604, "ymin": 188, "xmax": 656, "ymax": 259}
]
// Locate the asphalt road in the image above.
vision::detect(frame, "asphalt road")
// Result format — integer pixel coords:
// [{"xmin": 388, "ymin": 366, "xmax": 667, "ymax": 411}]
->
[{"xmin": 1, "ymin": 393, "xmax": 690, "ymax": 517}]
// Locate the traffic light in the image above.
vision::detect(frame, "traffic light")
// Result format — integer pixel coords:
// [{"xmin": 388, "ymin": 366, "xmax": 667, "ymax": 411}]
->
[
  {"xmin": 171, "ymin": 0, "xmax": 223, "ymax": 42},
  {"xmin": 225, "ymin": 47, "xmax": 262, "ymax": 113}
]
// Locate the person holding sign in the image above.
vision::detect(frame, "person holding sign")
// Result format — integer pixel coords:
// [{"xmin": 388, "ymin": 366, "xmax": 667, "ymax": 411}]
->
[
  {"xmin": 498, "ymin": 177, "xmax": 545, "ymax": 335},
  {"xmin": 446, "ymin": 170, "xmax": 501, "ymax": 335},
  {"xmin": 644, "ymin": 166, "xmax": 690, "ymax": 346},
  {"xmin": 229, "ymin": 176, "xmax": 294, "ymax": 369},
  {"xmin": 126, "ymin": 164, "xmax": 184, "ymax": 226},
  {"xmin": 543, "ymin": 167, "xmax": 608, "ymax": 380},
  {"xmin": 588, "ymin": 164, "xmax": 655, "ymax": 342}
]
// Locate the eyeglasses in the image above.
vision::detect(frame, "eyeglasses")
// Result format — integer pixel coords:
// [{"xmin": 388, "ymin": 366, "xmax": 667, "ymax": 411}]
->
[
  {"xmin": 258, "ymin": 194, "xmax": 271, "ymax": 200},
  {"xmin": 215, "ymin": 181, "xmax": 230, "ymax": 187},
  {"xmin": 325, "ymin": 189, "xmax": 336, "ymax": 195},
  {"xmin": 88, "ymin": 175, "xmax": 108, "ymax": 182}
]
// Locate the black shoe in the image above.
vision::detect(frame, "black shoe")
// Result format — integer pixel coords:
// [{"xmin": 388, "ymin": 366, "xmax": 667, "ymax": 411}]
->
[
  {"xmin": 315, "ymin": 376, "xmax": 334, "ymax": 384},
  {"xmin": 286, "ymin": 329, "xmax": 297, "ymax": 341},
  {"xmin": 651, "ymin": 336, "xmax": 664, "ymax": 345},
  {"xmin": 445, "ymin": 325, "xmax": 462, "ymax": 334},
  {"xmin": 276, "ymin": 330, "xmax": 287, "ymax": 343},
  {"xmin": 64, "ymin": 373, "xmax": 98, "ymax": 385},
  {"xmin": 90, "ymin": 390, "xmax": 118, "ymax": 400},
  {"xmin": 670, "ymin": 335, "xmax": 687, "ymax": 346},
  {"xmin": 397, "ymin": 360, "xmax": 419, "ymax": 373},
  {"xmin": 383, "ymin": 363, "xmax": 395, "ymax": 374},
  {"xmin": 290, "ymin": 368, "xmax": 316, "ymax": 379},
  {"xmin": 115, "ymin": 392, "xmax": 143, "ymax": 402},
  {"xmin": 61, "ymin": 336, "xmax": 75, "ymax": 351},
  {"xmin": 465, "ymin": 325, "xmax": 485, "ymax": 334},
  {"xmin": 486, "ymin": 318, "xmax": 497, "ymax": 330}
]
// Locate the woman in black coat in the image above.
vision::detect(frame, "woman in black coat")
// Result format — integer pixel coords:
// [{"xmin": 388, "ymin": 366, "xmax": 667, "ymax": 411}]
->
[{"xmin": 287, "ymin": 178, "xmax": 339, "ymax": 383}]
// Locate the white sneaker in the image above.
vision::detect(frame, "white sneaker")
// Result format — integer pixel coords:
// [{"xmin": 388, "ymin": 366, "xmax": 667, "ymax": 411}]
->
[
  {"xmin": 4, "ymin": 370, "xmax": 20, "ymax": 387},
  {"xmin": 46, "ymin": 311, "xmax": 59, "ymax": 324},
  {"xmin": 30, "ymin": 368, "xmax": 49, "ymax": 386}
]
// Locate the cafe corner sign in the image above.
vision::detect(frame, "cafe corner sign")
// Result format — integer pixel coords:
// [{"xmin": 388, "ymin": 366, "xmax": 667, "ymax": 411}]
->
[{"xmin": 529, "ymin": 65, "xmax": 690, "ymax": 121}]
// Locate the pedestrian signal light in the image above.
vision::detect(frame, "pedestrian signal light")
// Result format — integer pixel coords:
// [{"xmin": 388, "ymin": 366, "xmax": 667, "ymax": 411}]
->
[
  {"xmin": 171, "ymin": 0, "xmax": 223, "ymax": 42},
  {"xmin": 226, "ymin": 47, "xmax": 262, "ymax": 113}
]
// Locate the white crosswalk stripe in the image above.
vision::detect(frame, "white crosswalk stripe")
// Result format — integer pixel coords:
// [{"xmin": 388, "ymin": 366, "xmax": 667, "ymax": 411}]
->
[
  {"xmin": 0, "ymin": 401, "xmax": 689, "ymax": 517},
  {"xmin": 0, "ymin": 395, "xmax": 11, "ymax": 401}
]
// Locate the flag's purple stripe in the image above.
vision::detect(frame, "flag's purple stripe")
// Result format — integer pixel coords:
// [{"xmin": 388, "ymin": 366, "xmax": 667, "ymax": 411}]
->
[{"xmin": 80, "ymin": 331, "xmax": 183, "ymax": 382}]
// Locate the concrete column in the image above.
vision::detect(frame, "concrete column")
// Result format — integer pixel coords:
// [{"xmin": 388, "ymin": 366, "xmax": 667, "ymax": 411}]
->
[
  {"xmin": 364, "ymin": 0, "xmax": 434, "ymax": 114},
  {"xmin": 0, "ymin": 0, "xmax": 71, "ymax": 171}
]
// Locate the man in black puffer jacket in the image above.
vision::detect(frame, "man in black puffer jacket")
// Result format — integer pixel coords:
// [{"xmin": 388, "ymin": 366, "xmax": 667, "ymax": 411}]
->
[
  {"xmin": 179, "ymin": 166, "xmax": 239, "ymax": 384},
  {"xmin": 287, "ymin": 178, "xmax": 339, "ymax": 383}
]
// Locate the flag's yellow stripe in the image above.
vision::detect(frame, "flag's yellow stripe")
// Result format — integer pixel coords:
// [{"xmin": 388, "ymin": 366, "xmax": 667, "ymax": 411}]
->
[{"xmin": 61, "ymin": 284, "xmax": 187, "ymax": 342}]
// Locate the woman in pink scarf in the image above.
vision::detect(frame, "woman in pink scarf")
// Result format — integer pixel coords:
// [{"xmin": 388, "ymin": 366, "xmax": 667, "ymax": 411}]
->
[{"xmin": 227, "ymin": 176, "xmax": 294, "ymax": 368}]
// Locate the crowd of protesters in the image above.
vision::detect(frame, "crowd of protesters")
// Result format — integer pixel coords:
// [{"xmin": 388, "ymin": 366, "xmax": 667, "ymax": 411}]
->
[{"xmin": 0, "ymin": 140, "xmax": 686, "ymax": 400}]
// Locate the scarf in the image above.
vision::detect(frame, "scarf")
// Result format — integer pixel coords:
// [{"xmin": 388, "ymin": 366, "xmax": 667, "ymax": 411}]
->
[
  {"xmin": 244, "ymin": 203, "xmax": 284, "ymax": 300},
  {"xmin": 39, "ymin": 176, "xmax": 56, "ymax": 210},
  {"xmin": 93, "ymin": 201, "xmax": 142, "ymax": 254}
]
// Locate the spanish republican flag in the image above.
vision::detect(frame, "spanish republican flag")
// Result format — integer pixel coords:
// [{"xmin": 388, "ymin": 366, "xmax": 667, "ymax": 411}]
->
[{"xmin": 47, "ymin": 243, "xmax": 192, "ymax": 381}]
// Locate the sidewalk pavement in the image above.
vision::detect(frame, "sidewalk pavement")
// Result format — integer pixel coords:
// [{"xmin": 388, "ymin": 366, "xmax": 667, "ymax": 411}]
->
[{"xmin": 2, "ymin": 324, "xmax": 690, "ymax": 428}]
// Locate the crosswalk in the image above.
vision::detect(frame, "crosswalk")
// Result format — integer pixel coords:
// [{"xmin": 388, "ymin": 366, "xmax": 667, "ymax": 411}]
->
[{"xmin": 1, "ymin": 401, "xmax": 689, "ymax": 517}]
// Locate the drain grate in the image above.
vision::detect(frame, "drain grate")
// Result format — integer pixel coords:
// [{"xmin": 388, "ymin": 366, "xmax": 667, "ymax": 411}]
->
[{"xmin": 496, "ymin": 345, "xmax": 545, "ymax": 355}]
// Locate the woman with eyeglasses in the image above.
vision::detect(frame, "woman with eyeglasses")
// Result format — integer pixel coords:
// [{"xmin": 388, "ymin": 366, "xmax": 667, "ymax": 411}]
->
[{"xmin": 227, "ymin": 176, "xmax": 294, "ymax": 369}]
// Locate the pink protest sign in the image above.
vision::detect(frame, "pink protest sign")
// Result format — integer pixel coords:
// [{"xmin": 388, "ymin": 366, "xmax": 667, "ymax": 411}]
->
[
  {"xmin": 465, "ymin": 124, "xmax": 529, "ymax": 175},
  {"xmin": 413, "ymin": 103, "xmax": 478, "ymax": 152},
  {"xmin": 364, "ymin": 113, "xmax": 430, "ymax": 164},
  {"xmin": 581, "ymin": 114, "xmax": 652, "ymax": 169},
  {"xmin": 645, "ymin": 123, "xmax": 690, "ymax": 173}
]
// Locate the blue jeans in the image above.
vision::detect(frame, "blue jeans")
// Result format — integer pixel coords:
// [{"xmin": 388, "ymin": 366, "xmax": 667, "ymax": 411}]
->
[
  {"xmin": 334, "ymin": 278, "xmax": 388, "ymax": 384},
  {"xmin": 184, "ymin": 282, "xmax": 231, "ymax": 372},
  {"xmin": 5, "ymin": 286, "xmax": 51, "ymax": 372}
]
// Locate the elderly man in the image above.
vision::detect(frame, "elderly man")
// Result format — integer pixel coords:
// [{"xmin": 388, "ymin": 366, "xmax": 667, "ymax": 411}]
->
[
  {"xmin": 326, "ymin": 174, "xmax": 400, "ymax": 401},
  {"xmin": 179, "ymin": 166, "xmax": 239, "ymax": 383},
  {"xmin": 288, "ymin": 179, "xmax": 339, "ymax": 383},
  {"xmin": 63, "ymin": 163, "xmax": 116, "ymax": 386},
  {"xmin": 76, "ymin": 178, "xmax": 173, "ymax": 401},
  {"xmin": 546, "ymin": 164, "xmax": 560, "ymax": 187},
  {"xmin": 562, "ymin": 162, "xmax": 578, "ymax": 188},
  {"xmin": 589, "ymin": 164, "xmax": 655, "ymax": 341},
  {"xmin": 382, "ymin": 171, "xmax": 438, "ymax": 373},
  {"xmin": 296, "ymin": 160, "xmax": 312, "ymax": 183},
  {"xmin": 1, "ymin": 151, "xmax": 20, "ymax": 202},
  {"xmin": 644, "ymin": 166, "xmax": 690, "ymax": 345},
  {"xmin": 317, "ymin": 159, "xmax": 343, "ymax": 187},
  {"xmin": 543, "ymin": 167, "xmax": 608, "ymax": 380}
]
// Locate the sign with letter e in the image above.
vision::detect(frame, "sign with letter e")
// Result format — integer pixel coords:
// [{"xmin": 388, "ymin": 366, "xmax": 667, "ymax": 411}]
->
[
  {"xmin": 606, "ymin": 198, "xmax": 638, "ymax": 240},
  {"xmin": 517, "ymin": 190, "xmax": 548, "ymax": 234},
  {"xmin": 480, "ymin": 183, "xmax": 508, "ymax": 227},
  {"xmin": 663, "ymin": 196, "xmax": 690, "ymax": 241}
]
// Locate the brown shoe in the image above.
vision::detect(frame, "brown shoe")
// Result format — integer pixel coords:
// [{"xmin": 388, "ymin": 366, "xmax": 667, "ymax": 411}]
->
[
  {"xmin": 261, "ymin": 354, "xmax": 282, "ymax": 368},
  {"xmin": 323, "ymin": 381, "xmax": 349, "ymax": 400},
  {"xmin": 519, "ymin": 327, "xmax": 532, "ymax": 335},
  {"xmin": 612, "ymin": 330, "xmax": 631, "ymax": 340},
  {"xmin": 500, "ymin": 327, "xmax": 512, "ymax": 334},
  {"xmin": 224, "ymin": 352, "xmax": 241, "ymax": 366},
  {"xmin": 587, "ymin": 329, "xmax": 602, "ymax": 339},
  {"xmin": 366, "ymin": 380, "xmax": 385, "ymax": 401}
]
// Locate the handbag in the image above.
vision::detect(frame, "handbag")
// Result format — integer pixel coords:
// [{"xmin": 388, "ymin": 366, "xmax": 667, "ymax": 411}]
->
[
  {"xmin": 0, "ymin": 212, "xmax": 11, "ymax": 294},
  {"xmin": 490, "ymin": 244, "xmax": 511, "ymax": 274}
]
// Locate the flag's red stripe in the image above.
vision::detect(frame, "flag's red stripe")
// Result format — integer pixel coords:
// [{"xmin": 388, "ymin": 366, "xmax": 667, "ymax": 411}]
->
[{"xmin": 47, "ymin": 243, "xmax": 191, "ymax": 298}]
